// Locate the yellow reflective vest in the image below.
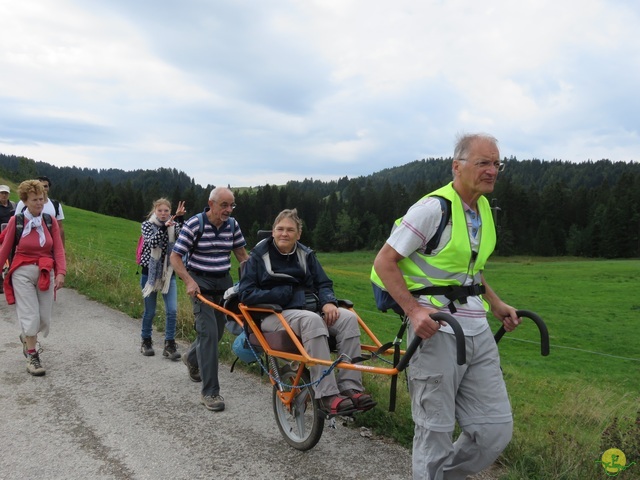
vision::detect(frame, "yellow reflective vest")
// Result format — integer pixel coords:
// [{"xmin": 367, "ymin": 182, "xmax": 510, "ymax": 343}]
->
[{"xmin": 371, "ymin": 182, "xmax": 496, "ymax": 310}]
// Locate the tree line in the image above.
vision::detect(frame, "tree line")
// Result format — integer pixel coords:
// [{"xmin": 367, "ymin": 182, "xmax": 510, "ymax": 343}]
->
[{"xmin": 1, "ymin": 153, "xmax": 638, "ymax": 258}]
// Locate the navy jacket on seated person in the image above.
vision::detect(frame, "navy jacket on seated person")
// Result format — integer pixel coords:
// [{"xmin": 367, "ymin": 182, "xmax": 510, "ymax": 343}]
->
[{"xmin": 238, "ymin": 237, "xmax": 338, "ymax": 311}]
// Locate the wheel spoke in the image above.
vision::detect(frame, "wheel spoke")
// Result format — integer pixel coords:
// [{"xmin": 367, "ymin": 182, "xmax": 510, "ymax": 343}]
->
[{"xmin": 272, "ymin": 366, "xmax": 324, "ymax": 450}]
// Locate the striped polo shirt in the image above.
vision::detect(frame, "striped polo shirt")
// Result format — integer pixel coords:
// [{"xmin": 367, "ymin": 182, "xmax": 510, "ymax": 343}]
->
[{"xmin": 172, "ymin": 210, "xmax": 246, "ymax": 274}]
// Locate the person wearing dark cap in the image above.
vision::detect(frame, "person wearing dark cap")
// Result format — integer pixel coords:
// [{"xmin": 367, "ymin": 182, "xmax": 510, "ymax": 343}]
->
[{"xmin": 0, "ymin": 185, "xmax": 16, "ymax": 226}]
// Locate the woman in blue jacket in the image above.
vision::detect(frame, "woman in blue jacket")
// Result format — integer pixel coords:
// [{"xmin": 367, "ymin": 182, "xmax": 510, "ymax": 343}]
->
[{"xmin": 238, "ymin": 208, "xmax": 375, "ymax": 416}]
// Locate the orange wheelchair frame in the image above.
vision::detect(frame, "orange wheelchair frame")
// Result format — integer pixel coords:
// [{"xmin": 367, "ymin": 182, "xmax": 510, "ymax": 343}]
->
[{"xmin": 198, "ymin": 293, "xmax": 548, "ymax": 451}]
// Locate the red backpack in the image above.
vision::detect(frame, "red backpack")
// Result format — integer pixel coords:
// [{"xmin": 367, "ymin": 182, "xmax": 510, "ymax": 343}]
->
[{"xmin": 135, "ymin": 235, "xmax": 145, "ymax": 265}]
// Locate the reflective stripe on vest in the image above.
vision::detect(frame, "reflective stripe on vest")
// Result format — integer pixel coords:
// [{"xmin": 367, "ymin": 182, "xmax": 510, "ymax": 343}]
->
[{"xmin": 371, "ymin": 182, "xmax": 496, "ymax": 308}]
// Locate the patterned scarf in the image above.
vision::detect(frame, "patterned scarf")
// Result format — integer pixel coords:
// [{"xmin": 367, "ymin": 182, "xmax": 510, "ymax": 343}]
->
[{"xmin": 142, "ymin": 214, "xmax": 176, "ymax": 297}]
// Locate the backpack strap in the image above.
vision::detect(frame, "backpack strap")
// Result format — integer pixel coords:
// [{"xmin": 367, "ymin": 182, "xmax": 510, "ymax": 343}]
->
[
  {"xmin": 42, "ymin": 213, "xmax": 53, "ymax": 231},
  {"xmin": 50, "ymin": 199, "xmax": 60, "ymax": 218},
  {"xmin": 192, "ymin": 212, "xmax": 205, "ymax": 248},
  {"xmin": 11, "ymin": 213, "xmax": 53, "ymax": 262},
  {"xmin": 373, "ymin": 196, "xmax": 452, "ymax": 314},
  {"xmin": 183, "ymin": 212, "xmax": 206, "ymax": 265},
  {"xmin": 184, "ymin": 214, "xmax": 234, "ymax": 268},
  {"xmin": 13, "ymin": 213, "xmax": 24, "ymax": 257},
  {"xmin": 425, "ymin": 196, "xmax": 451, "ymax": 254}
]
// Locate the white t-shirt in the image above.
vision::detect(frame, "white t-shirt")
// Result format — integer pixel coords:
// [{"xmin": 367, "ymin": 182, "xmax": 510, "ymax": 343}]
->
[
  {"xmin": 386, "ymin": 196, "xmax": 489, "ymax": 336},
  {"xmin": 15, "ymin": 198, "xmax": 65, "ymax": 221}
]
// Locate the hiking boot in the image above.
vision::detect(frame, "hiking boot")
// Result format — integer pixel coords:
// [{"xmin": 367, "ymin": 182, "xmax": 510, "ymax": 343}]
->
[
  {"xmin": 201, "ymin": 394, "xmax": 225, "ymax": 412},
  {"xmin": 20, "ymin": 334, "xmax": 43, "ymax": 359},
  {"xmin": 162, "ymin": 339, "xmax": 181, "ymax": 361},
  {"xmin": 140, "ymin": 337, "xmax": 155, "ymax": 356},
  {"xmin": 182, "ymin": 354, "xmax": 201, "ymax": 382},
  {"xmin": 27, "ymin": 353, "xmax": 46, "ymax": 376},
  {"xmin": 19, "ymin": 333, "xmax": 28, "ymax": 358}
]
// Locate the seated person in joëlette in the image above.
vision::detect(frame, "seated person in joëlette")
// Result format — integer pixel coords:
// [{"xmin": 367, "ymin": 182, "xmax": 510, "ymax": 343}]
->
[{"xmin": 237, "ymin": 208, "xmax": 375, "ymax": 415}]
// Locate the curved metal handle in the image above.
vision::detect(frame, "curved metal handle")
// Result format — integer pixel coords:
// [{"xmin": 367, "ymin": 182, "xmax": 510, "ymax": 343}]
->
[
  {"xmin": 494, "ymin": 309, "xmax": 549, "ymax": 356},
  {"xmin": 396, "ymin": 312, "xmax": 466, "ymax": 371}
]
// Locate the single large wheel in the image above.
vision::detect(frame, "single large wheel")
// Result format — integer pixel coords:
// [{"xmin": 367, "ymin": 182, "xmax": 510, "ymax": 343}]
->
[{"xmin": 272, "ymin": 364, "xmax": 324, "ymax": 451}]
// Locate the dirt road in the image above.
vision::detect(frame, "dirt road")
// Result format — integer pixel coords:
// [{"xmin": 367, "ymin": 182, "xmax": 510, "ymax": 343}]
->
[
  {"xmin": 0, "ymin": 288, "xmax": 415, "ymax": 480},
  {"xmin": 0, "ymin": 288, "xmax": 502, "ymax": 480}
]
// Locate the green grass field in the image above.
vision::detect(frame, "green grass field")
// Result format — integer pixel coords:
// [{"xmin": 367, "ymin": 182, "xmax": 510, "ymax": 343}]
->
[{"xmin": 60, "ymin": 204, "xmax": 639, "ymax": 479}]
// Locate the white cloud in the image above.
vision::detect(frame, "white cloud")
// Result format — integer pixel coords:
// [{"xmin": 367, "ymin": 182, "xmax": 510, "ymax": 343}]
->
[{"xmin": 0, "ymin": 0, "xmax": 639, "ymax": 189}]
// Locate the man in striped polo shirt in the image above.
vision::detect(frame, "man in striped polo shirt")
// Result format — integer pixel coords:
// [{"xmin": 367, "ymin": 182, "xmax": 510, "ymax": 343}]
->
[{"xmin": 171, "ymin": 187, "xmax": 249, "ymax": 412}]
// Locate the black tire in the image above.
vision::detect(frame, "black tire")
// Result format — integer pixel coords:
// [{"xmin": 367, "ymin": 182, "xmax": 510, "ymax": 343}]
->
[{"xmin": 272, "ymin": 365, "xmax": 324, "ymax": 451}]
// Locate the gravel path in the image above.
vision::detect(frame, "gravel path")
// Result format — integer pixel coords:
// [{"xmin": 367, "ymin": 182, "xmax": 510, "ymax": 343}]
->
[{"xmin": 0, "ymin": 288, "xmax": 500, "ymax": 480}]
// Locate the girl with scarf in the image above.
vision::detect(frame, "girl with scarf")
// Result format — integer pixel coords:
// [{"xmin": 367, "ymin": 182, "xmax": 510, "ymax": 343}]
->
[
  {"xmin": 0, "ymin": 180, "xmax": 66, "ymax": 376},
  {"xmin": 139, "ymin": 198, "xmax": 185, "ymax": 359}
]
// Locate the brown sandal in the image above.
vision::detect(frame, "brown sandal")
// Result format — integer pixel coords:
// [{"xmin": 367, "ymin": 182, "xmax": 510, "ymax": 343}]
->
[
  {"xmin": 319, "ymin": 394, "xmax": 357, "ymax": 416},
  {"xmin": 341, "ymin": 389, "xmax": 377, "ymax": 412}
]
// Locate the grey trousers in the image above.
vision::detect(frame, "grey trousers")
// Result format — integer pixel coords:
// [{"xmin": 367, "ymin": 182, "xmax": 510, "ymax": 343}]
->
[
  {"xmin": 408, "ymin": 327, "xmax": 513, "ymax": 480},
  {"xmin": 261, "ymin": 308, "xmax": 363, "ymax": 398},
  {"xmin": 13, "ymin": 264, "xmax": 54, "ymax": 338},
  {"xmin": 186, "ymin": 272, "xmax": 233, "ymax": 397}
]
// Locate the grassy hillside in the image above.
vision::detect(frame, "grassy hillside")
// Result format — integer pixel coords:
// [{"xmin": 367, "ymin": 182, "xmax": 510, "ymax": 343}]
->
[{"xmin": 56, "ymin": 204, "xmax": 640, "ymax": 479}]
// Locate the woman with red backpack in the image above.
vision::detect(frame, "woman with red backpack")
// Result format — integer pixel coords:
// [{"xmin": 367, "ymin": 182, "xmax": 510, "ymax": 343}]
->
[
  {"xmin": 0, "ymin": 179, "xmax": 66, "ymax": 376},
  {"xmin": 138, "ymin": 198, "xmax": 185, "ymax": 359}
]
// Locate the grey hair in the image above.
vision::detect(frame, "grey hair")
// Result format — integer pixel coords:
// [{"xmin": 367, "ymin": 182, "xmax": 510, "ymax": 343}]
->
[
  {"xmin": 273, "ymin": 208, "xmax": 303, "ymax": 232},
  {"xmin": 453, "ymin": 133, "xmax": 498, "ymax": 160},
  {"xmin": 451, "ymin": 133, "xmax": 498, "ymax": 178},
  {"xmin": 209, "ymin": 186, "xmax": 233, "ymax": 201}
]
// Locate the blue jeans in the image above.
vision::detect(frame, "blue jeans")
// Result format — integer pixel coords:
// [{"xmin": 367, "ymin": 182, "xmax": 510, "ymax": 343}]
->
[{"xmin": 140, "ymin": 273, "xmax": 177, "ymax": 341}]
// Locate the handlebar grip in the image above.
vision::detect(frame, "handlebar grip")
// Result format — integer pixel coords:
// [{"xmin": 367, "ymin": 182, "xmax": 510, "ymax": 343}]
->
[
  {"xmin": 396, "ymin": 312, "xmax": 466, "ymax": 371},
  {"xmin": 494, "ymin": 309, "xmax": 549, "ymax": 356}
]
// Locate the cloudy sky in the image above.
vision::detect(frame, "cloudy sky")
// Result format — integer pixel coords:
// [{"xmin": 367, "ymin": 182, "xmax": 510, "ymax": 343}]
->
[{"xmin": 1, "ymin": 1, "xmax": 639, "ymax": 188}]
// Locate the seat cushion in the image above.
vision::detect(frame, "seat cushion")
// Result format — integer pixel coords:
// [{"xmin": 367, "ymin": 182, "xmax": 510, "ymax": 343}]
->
[{"xmin": 249, "ymin": 331, "xmax": 300, "ymax": 354}]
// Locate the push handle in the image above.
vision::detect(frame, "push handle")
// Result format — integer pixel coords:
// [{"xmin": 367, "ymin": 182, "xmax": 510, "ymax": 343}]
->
[
  {"xmin": 396, "ymin": 312, "xmax": 466, "ymax": 371},
  {"xmin": 494, "ymin": 309, "xmax": 549, "ymax": 356}
]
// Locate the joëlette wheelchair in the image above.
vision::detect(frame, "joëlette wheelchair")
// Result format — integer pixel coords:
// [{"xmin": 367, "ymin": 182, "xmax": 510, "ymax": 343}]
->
[{"xmin": 196, "ymin": 233, "xmax": 550, "ymax": 451}]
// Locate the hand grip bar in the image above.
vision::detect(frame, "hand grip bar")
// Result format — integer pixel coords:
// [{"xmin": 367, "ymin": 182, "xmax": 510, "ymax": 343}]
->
[
  {"xmin": 494, "ymin": 309, "xmax": 549, "ymax": 356},
  {"xmin": 396, "ymin": 312, "xmax": 466, "ymax": 371}
]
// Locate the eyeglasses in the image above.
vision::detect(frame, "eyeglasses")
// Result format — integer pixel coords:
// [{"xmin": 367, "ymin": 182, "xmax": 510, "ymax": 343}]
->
[
  {"xmin": 457, "ymin": 158, "xmax": 505, "ymax": 172},
  {"xmin": 214, "ymin": 201, "xmax": 236, "ymax": 210}
]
